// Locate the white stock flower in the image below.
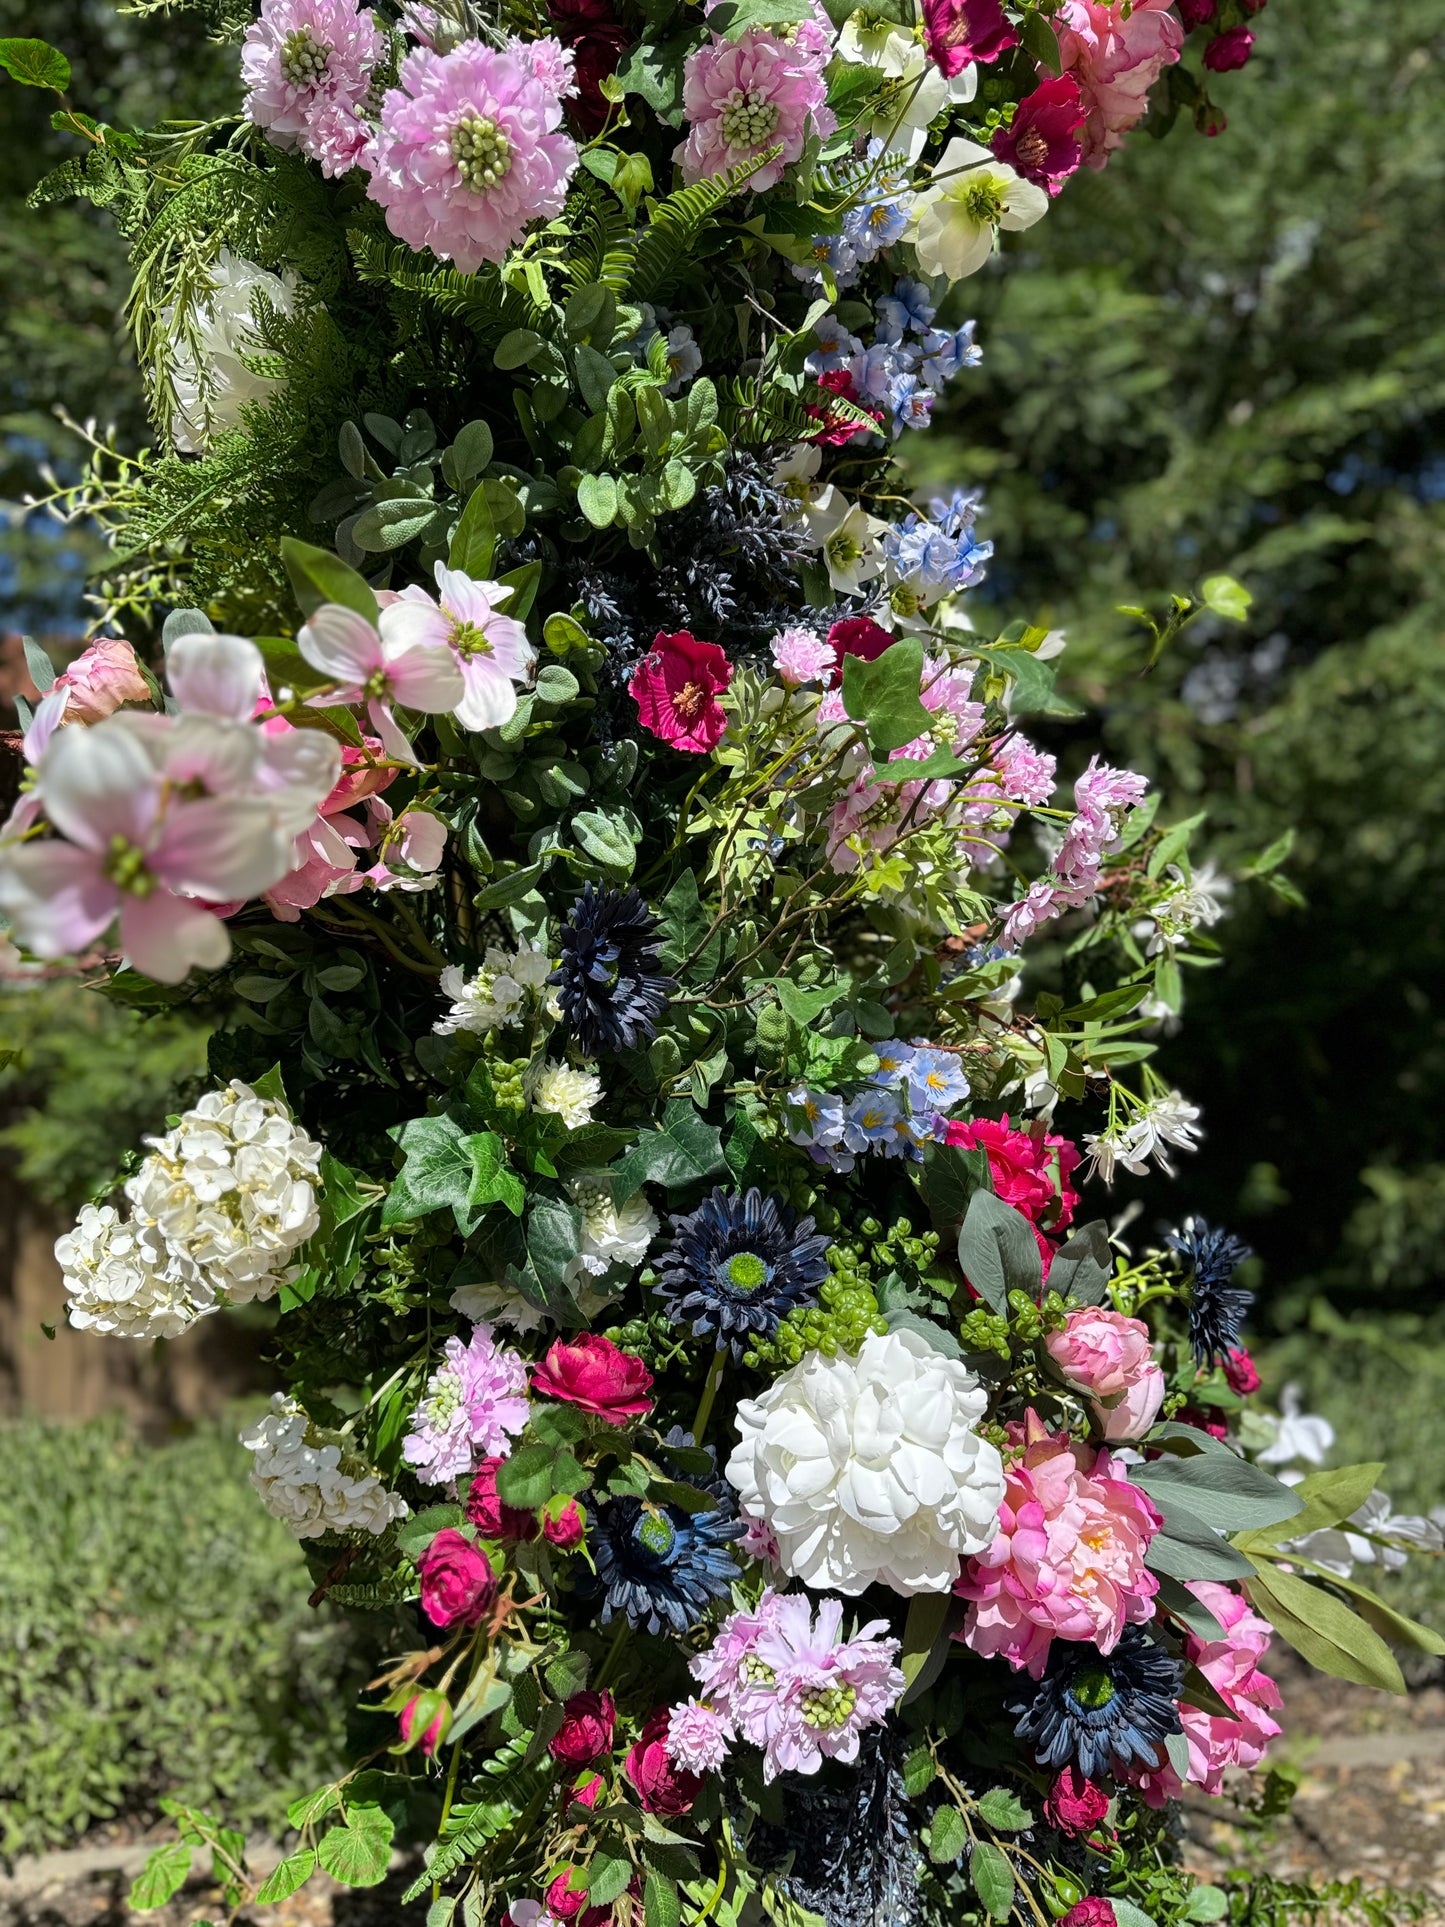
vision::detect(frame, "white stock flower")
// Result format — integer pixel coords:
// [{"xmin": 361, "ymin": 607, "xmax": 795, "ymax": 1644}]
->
[
  {"xmin": 531, "ymin": 1060, "xmax": 601, "ymax": 1129},
  {"xmin": 727, "ymin": 1328, "xmax": 1005, "ymax": 1595},
  {"xmin": 242, "ymin": 1395, "xmax": 408, "ymax": 1538},
  {"xmin": 433, "ymin": 940, "xmax": 552, "ymax": 1036},
  {"xmin": 56, "ymin": 1202, "xmax": 215, "ymax": 1340},
  {"xmin": 911, "ymin": 137, "xmax": 1048, "ymax": 281},
  {"xmin": 126, "ymin": 1079, "xmax": 322, "ymax": 1302},
  {"xmin": 166, "ymin": 251, "xmax": 297, "ymax": 454},
  {"xmin": 565, "ymin": 1175, "xmax": 658, "ymax": 1283}
]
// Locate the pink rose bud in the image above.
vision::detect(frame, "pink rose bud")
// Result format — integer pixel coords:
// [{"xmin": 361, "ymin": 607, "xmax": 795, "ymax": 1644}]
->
[
  {"xmin": 549, "ymin": 1691, "xmax": 616, "ymax": 1767},
  {"xmin": 1044, "ymin": 1767, "xmax": 1110, "ymax": 1836},
  {"xmin": 532, "ymin": 1334, "xmax": 654, "ymax": 1427},
  {"xmin": 1045, "ymin": 1308, "xmax": 1166, "ymax": 1441},
  {"xmin": 52, "ymin": 636, "xmax": 152, "ymax": 723},
  {"xmin": 417, "ymin": 1529, "xmax": 497, "ymax": 1629},
  {"xmin": 1203, "ymin": 25, "xmax": 1253, "ymax": 69},
  {"xmin": 1223, "ymin": 1346, "xmax": 1261, "ymax": 1396},
  {"xmin": 569, "ymin": 1770, "xmax": 605, "ymax": 1810},
  {"xmin": 466, "ymin": 1458, "xmax": 539, "ymax": 1544},
  {"xmin": 398, "ymin": 1690, "xmax": 452, "ymax": 1757},
  {"xmin": 543, "ymin": 1496, "xmax": 587, "ymax": 1549},
  {"xmin": 545, "ymin": 1870, "xmax": 591, "ymax": 1922},
  {"xmin": 623, "ymin": 1710, "xmax": 703, "ymax": 1816}
]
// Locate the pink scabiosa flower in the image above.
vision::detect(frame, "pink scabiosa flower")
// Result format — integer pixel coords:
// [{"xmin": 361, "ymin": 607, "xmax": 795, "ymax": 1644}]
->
[
  {"xmin": 769, "ymin": 626, "xmax": 834, "ymax": 688},
  {"xmin": 241, "ymin": 0, "xmax": 383, "ymax": 177},
  {"xmin": 297, "ymin": 600, "xmax": 463, "ymax": 765},
  {"xmin": 922, "ymin": 0, "xmax": 1018, "ymax": 79},
  {"xmin": 991, "ymin": 76, "xmax": 1086, "ymax": 196},
  {"xmin": 382, "ymin": 563, "xmax": 536, "ymax": 731},
  {"xmin": 523, "ymin": 36, "xmax": 578, "ymax": 97},
  {"xmin": 1055, "ymin": 0, "xmax": 1183, "ymax": 171},
  {"xmin": 628, "ymin": 631, "xmax": 733, "ymax": 754},
  {"xmin": 51, "ymin": 636, "xmax": 151, "ymax": 723},
  {"xmin": 742, "ymin": 1592, "xmax": 905, "ymax": 1781},
  {"xmin": 369, "ymin": 39, "xmax": 580, "ymax": 272},
  {"xmin": 401, "ymin": 1322, "xmax": 530, "ymax": 1484},
  {"xmin": 1203, "ymin": 26, "xmax": 1254, "ymax": 71},
  {"xmin": 955, "ymin": 1411, "xmax": 1161, "ymax": 1677},
  {"xmin": 666, "ymin": 1698, "xmax": 735, "ymax": 1774},
  {"xmin": 676, "ymin": 31, "xmax": 835, "ymax": 194},
  {"xmin": 1132, "ymin": 1581, "xmax": 1283, "ymax": 1802},
  {"xmin": 1045, "ymin": 1307, "xmax": 1166, "ymax": 1442}
]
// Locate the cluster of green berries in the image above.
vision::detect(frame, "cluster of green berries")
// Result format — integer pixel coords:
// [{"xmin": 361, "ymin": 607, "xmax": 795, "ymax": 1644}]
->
[
  {"xmin": 744, "ymin": 1263, "xmax": 886, "ymax": 1371},
  {"xmin": 476, "ymin": 1053, "xmax": 530, "ymax": 1125},
  {"xmin": 959, "ymin": 1287, "xmax": 1073, "ymax": 1360},
  {"xmin": 605, "ymin": 1308, "xmax": 693, "ymax": 1372},
  {"xmin": 859, "ymin": 1215, "xmax": 943, "ymax": 1277}
]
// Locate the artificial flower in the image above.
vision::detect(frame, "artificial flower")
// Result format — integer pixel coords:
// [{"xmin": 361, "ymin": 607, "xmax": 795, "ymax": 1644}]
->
[
  {"xmin": 676, "ymin": 30, "xmax": 835, "ymax": 194},
  {"xmin": 628, "ymin": 630, "xmax": 733, "ymax": 753},
  {"xmin": 911, "ymin": 136, "xmax": 1049, "ymax": 281},
  {"xmin": 550, "ymin": 883, "xmax": 674, "ymax": 1054},
  {"xmin": 655, "ymin": 1186, "xmax": 830, "ymax": 1357}
]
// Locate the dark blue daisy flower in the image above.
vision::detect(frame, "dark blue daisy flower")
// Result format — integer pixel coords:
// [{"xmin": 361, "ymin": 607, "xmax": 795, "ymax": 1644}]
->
[
  {"xmin": 656, "ymin": 1186, "xmax": 830, "ymax": 1357},
  {"xmin": 1008, "ymin": 1626, "xmax": 1184, "ymax": 1782},
  {"xmin": 1167, "ymin": 1216, "xmax": 1254, "ymax": 1366},
  {"xmin": 549, "ymin": 883, "xmax": 675, "ymax": 1056},
  {"xmin": 579, "ymin": 1428, "xmax": 740, "ymax": 1636}
]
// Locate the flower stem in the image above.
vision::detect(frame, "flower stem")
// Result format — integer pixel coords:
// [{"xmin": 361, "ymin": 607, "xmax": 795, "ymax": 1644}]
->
[
  {"xmin": 692, "ymin": 1345, "xmax": 727, "ymax": 1443},
  {"xmin": 594, "ymin": 1613, "xmax": 630, "ymax": 1692}
]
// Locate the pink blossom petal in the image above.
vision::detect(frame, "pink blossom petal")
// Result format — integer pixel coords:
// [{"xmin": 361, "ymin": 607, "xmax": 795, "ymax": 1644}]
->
[
  {"xmin": 38, "ymin": 720, "xmax": 159, "ymax": 852},
  {"xmin": 167, "ymin": 632, "xmax": 266, "ymax": 720},
  {"xmin": 0, "ymin": 841, "xmax": 116, "ymax": 957},
  {"xmin": 119, "ymin": 890, "xmax": 232, "ymax": 983}
]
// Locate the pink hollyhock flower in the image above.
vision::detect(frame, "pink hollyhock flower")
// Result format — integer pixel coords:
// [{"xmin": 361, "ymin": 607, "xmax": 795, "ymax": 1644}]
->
[
  {"xmin": 369, "ymin": 39, "xmax": 580, "ymax": 272},
  {"xmin": 1224, "ymin": 1346, "xmax": 1261, "ymax": 1396},
  {"xmin": 1044, "ymin": 1766, "xmax": 1110, "ymax": 1835},
  {"xmin": 383, "ymin": 563, "xmax": 536, "ymax": 731},
  {"xmin": 1203, "ymin": 26, "xmax": 1254, "ymax": 70},
  {"xmin": 241, "ymin": 0, "xmax": 383, "ymax": 177},
  {"xmin": 1055, "ymin": 0, "xmax": 1183, "ymax": 170},
  {"xmin": 676, "ymin": 30, "xmax": 835, "ymax": 194},
  {"xmin": 666, "ymin": 1698, "xmax": 735, "ymax": 1774},
  {"xmin": 532, "ymin": 1333, "xmax": 654, "ymax": 1425},
  {"xmin": 398, "ymin": 1691, "xmax": 452, "ymax": 1756},
  {"xmin": 297, "ymin": 600, "xmax": 463, "ymax": 765},
  {"xmin": 549, "ymin": 1690, "xmax": 616, "ymax": 1766},
  {"xmin": 625, "ymin": 1710, "xmax": 704, "ymax": 1814},
  {"xmin": 51, "ymin": 636, "xmax": 151, "ymax": 723},
  {"xmin": 417, "ymin": 1528, "xmax": 498, "ymax": 1628},
  {"xmin": 465, "ymin": 1457, "xmax": 539, "ymax": 1542},
  {"xmin": 944, "ymin": 1116, "xmax": 1080, "ymax": 1233},
  {"xmin": 402, "ymin": 1322, "xmax": 530, "ymax": 1484},
  {"xmin": 542, "ymin": 1496, "xmax": 586, "ymax": 1548},
  {"xmin": 628, "ymin": 631, "xmax": 732, "ymax": 754},
  {"xmin": 742, "ymin": 1593, "xmax": 905, "ymax": 1782},
  {"xmin": 923, "ymin": 0, "xmax": 1018, "ymax": 77},
  {"xmin": 1045, "ymin": 1307, "xmax": 1166, "ymax": 1442},
  {"xmin": 955, "ymin": 1411, "xmax": 1161, "ymax": 1676},
  {"xmin": 1134, "ymin": 1582, "xmax": 1282, "ymax": 1802},
  {"xmin": 991, "ymin": 76, "xmax": 1087, "ymax": 195},
  {"xmin": 770, "ymin": 626, "xmax": 835, "ymax": 688}
]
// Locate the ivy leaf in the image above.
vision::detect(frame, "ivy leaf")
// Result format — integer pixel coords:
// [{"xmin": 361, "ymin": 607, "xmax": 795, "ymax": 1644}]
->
[
  {"xmin": 0, "ymin": 38, "xmax": 71, "ymax": 88},
  {"xmin": 957, "ymin": 1190, "xmax": 1041, "ymax": 1313},
  {"xmin": 383, "ymin": 1116, "xmax": 522, "ymax": 1230},
  {"xmin": 466, "ymin": 1132, "xmax": 527, "ymax": 1218},
  {"xmin": 841, "ymin": 636, "xmax": 933, "ymax": 756},
  {"xmin": 656, "ymin": 868, "xmax": 719, "ymax": 979},
  {"xmin": 610, "ymin": 1099, "xmax": 727, "ymax": 1200},
  {"xmin": 128, "ymin": 1842, "xmax": 192, "ymax": 1911},
  {"xmin": 772, "ymin": 976, "xmax": 851, "ymax": 1025},
  {"xmin": 968, "ymin": 1841, "xmax": 1015, "ymax": 1920}
]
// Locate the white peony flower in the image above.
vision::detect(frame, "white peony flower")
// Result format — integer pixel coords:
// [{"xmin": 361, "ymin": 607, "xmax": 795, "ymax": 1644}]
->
[
  {"xmin": 242, "ymin": 1395, "xmax": 408, "ymax": 1539},
  {"xmin": 433, "ymin": 939, "xmax": 551, "ymax": 1036},
  {"xmin": 530, "ymin": 1060, "xmax": 601, "ymax": 1130},
  {"xmin": 727, "ymin": 1328, "xmax": 1005, "ymax": 1595},
  {"xmin": 911, "ymin": 137, "xmax": 1048, "ymax": 281},
  {"xmin": 166, "ymin": 250, "xmax": 297, "ymax": 454},
  {"xmin": 126, "ymin": 1079, "xmax": 322, "ymax": 1302},
  {"xmin": 565, "ymin": 1175, "xmax": 658, "ymax": 1284},
  {"xmin": 56, "ymin": 1202, "xmax": 215, "ymax": 1340},
  {"xmin": 449, "ymin": 1279, "xmax": 548, "ymax": 1334}
]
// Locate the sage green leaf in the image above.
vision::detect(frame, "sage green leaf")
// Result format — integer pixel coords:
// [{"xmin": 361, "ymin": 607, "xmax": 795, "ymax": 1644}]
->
[
  {"xmin": 957, "ymin": 1189, "xmax": 1041, "ymax": 1313},
  {"xmin": 968, "ymin": 1841, "xmax": 1015, "ymax": 1921},
  {"xmin": 1245, "ymin": 1563, "xmax": 1405, "ymax": 1693},
  {"xmin": 280, "ymin": 537, "xmax": 378, "ymax": 625},
  {"xmin": 1046, "ymin": 1220, "xmax": 1113, "ymax": 1305}
]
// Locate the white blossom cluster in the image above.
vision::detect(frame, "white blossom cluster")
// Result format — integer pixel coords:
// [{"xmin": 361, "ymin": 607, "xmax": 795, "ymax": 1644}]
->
[
  {"xmin": 433, "ymin": 941, "xmax": 552, "ymax": 1036},
  {"xmin": 54, "ymin": 1080, "xmax": 323, "ymax": 1341},
  {"xmin": 242, "ymin": 1395, "xmax": 408, "ymax": 1539}
]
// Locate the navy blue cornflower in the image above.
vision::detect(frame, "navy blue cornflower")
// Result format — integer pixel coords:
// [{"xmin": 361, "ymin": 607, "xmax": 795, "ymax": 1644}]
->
[
  {"xmin": 550, "ymin": 883, "xmax": 675, "ymax": 1056},
  {"xmin": 656, "ymin": 1186, "xmax": 830, "ymax": 1357},
  {"xmin": 1167, "ymin": 1216, "xmax": 1255, "ymax": 1366},
  {"xmin": 580, "ymin": 1428, "xmax": 740, "ymax": 1636},
  {"xmin": 1008, "ymin": 1627, "xmax": 1184, "ymax": 1782}
]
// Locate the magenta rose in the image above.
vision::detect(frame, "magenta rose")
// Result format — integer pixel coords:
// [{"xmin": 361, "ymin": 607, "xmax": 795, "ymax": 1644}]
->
[
  {"xmin": 417, "ymin": 1529, "xmax": 497, "ymax": 1629},
  {"xmin": 466, "ymin": 1457, "xmax": 539, "ymax": 1544},
  {"xmin": 826, "ymin": 614, "xmax": 894, "ymax": 682},
  {"xmin": 1203, "ymin": 25, "xmax": 1253, "ymax": 69},
  {"xmin": 1059, "ymin": 1903, "xmax": 1117, "ymax": 1927},
  {"xmin": 1044, "ymin": 1766, "xmax": 1110, "ymax": 1836},
  {"xmin": 624, "ymin": 1709, "xmax": 703, "ymax": 1815},
  {"xmin": 543, "ymin": 1496, "xmax": 587, "ymax": 1549},
  {"xmin": 628, "ymin": 631, "xmax": 732, "ymax": 754},
  {"xmin": 549, "ymin": 1690, "xmax": 617, "ymax": 1767},
  {"xmin": 1045, "ymin": 1307, "xmax": 1166, "ymax": 1443},
  {"xmin": 532, "ymin": 1333, "xmax": 654, "ymax": 1426},
  {"xmin": 544, "ymin": 1869, "xmax": 611, "ymax": 1926},
  {"xmin": 1224, "ymin": 1346, "xmax": 1261, "ymax": 1396}
]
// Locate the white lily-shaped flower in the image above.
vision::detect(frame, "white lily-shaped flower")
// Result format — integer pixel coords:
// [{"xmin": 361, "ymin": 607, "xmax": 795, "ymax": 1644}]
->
[{"xmin": 911, "ymin": 136, "xmax": 1048, "ymax": 281}]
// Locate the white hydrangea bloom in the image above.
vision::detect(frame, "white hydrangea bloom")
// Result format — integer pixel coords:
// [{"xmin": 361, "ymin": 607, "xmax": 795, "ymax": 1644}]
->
[
  {"xmin": 530, "ymin": 1060, "xmax": 601, "ymax": 1129},
  {"xmin": 242, "ymin": 1395, "xmax": 408, "ymax": 1539},
  {"xmin": 727, "ymin": 1328, "xmax": 1005, "ymax": 1596},
  {"xmin": 449, "ymin": 1279, "xmax": 547, "ymax": 1335},
  {"xmin": 564, "ymin": 1175, "xmax": 658, "ymax": 1284},
  {"xmin": 167, "ymin": 251, "xmax": 297, "ymax": 454},
  {"xmin": 433, "ymin": 940, "xmax": 552, "ymax": 1036},
  {"xmin": 125, "ymin": 1079, "xmax": 322, "ymax": 1302},
  {"xmin": 56, "ymin": 1202, "xmax": 215, "ymax": 1340}
]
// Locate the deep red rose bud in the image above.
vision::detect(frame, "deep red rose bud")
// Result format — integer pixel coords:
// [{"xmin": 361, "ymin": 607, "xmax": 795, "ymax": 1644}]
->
[
  {"xmin": 546, "ymin": 1869, "xmax": 591, "ymax": 1921},
  {"xmin": 1177, "ymin": 0, "xmax": 1216, "ymax": 25},
  {"xmin": 466, "ymin": 1457, "xmax": 539, "ymax": 1543},
  {"xmin": 1224, "ymin": 1346, "xmax": 1261, "ymax": 1396},
  {"xmin": 417, "ymin": 1529, "xmax": 497, "ymax": 1629},
  {"xmin": 1059, "ymin": 1902, "xmax": 1117, "ymax": 1927},
  {"xmin": 1044, "ymin": 1766, "xmax": 1111, "ymax": 1836},
  {"xmin": 543, "ymin": 1495, "xmax": 587, "ymax": 1549},
  {"xmin": 624, "ymin": 1709, "xmax": 703, "ymax": 1815},
  {"xmin": 1203, "ymin": 26, "xmax": 1253, "ymax": 70},
  {"xmin": 398, "ymin": 1690, "xmax": 451, "ymax": 1758},
  {"xmin": 826, "ymin": 615, "xmax": 895, "ymax": 684},
  {"xmin": 532, "ymin": 1333, "xmax": 654, "ymax": 1426},
  {"xmin": 1241, "ymin": 0, "xmax": 1266, "ymax": 12},
  {"xmin": 550, "ymin": 1691, "xmax": 617, "ymax": 1766}
]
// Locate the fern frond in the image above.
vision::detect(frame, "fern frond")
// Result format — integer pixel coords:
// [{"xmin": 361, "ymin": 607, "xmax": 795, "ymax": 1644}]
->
[
  {"xmin": 562, "ymin": 182, "xmax": 637, "ymax": 294},
  {"xmin": 628, "ymin": 144, "xmax": 782, "ymax": 304},
  {"xmin": 347, "ymin": 231, "xmax": 536, "ymax": 347}
]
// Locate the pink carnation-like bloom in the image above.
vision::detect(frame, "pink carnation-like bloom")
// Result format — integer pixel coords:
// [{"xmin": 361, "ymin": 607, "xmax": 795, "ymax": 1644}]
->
[
  {"xmin": 1133, "ymin": 1581, "xmax": 1283, "ymax": 1802},
  {"xmin": 1045, "ymin": 1307, "xmax": 1166, "ymax": 1442},
  {"xmin": 241, "ymin": 0, "xmax": 383, "ymax": 177},
  {"xmin": 628, "ymin": 631, "xmax": 733, "ymax": 753},
  {"xmin": 369, "ymin": 39, "xmax": 579, "ymax": 272},
  {"xmin": 402, "ymin": 1322, "xmax": 530, "ymax": 1484},
  {"xmin": 676, "ymin": 30, "xmax": 835, "ymax": 195},
  {"xmin": 770, "ymin": 626, "xmax": 835, "ymax": 688},
  {"xmin": 955, "ymin": 1411, "xmax": 1161, "ymax": 1677},
  {"xmin": 1055, "ymin": 0, "xmax": 1183, "ymax": 170},
  {"xmin": 666, "ymin": 1697, "xmax": 735, "ymax": 1774},
  {"xmin": 51, "ymin": 636, "xmax": 151, "ymax": 723}
]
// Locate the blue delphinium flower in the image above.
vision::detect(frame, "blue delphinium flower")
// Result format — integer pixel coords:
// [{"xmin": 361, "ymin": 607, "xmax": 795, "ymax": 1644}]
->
[
  {"xmin": 550, "ymin": 883, "xmax": 675, "ymax": 1056},
  {"xmin": 581, "ymin": 1429, "xmax": 741, "ymax": 1635},
  {"xmin": 1008, "ymin": 1627, "xmax": 1184, "ymax": 1781},
  {"xmin": 920, "ymin": 319, "xmax": 982, "ymax": 386},
  {"xmin": 1168, "ymin": 1216, "xmax": 1255, "ymax": 1365},
  {"xmin": 905, "ymin": 1048, "xmax": 971, "ymax": 1113},
  {"xmin": 790, "ymin": 233, "xmax": 860, "ymax": 289},
  {"xmin": 843, "ymin": 1089, "xmax": 907, "ymax": 1154},
  {"xmin": 875, "ymin": 277, "xmax": 937, "ymax": 345},
  {"xmin": 656, "ymin": 1186, "xmax": 830, "ymax": 1356}
]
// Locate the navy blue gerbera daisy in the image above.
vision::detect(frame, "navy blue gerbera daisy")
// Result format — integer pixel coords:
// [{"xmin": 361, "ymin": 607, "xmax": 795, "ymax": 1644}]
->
[
  {"xmin": 1008, "ymin": 1627, "xmax": 1184, "ymax": 1782},
  {"xmin": 1167, "ymin": 1216, "xmax": 1254, "ymax": 1366},
  {"xmin": 579, "ymin": 1428, "xmax": 741, "ymax": 1636},
  {"xmin": 549, "ymin": 883, "xmax": 675, "ymax": 1055},
  {"xmin": 656, "ymin": 1186, "xmax": 830, "ymax": 1357}
]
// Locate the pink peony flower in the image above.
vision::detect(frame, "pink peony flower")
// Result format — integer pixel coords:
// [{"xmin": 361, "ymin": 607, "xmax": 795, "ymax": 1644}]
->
[
  {"xmin": 241, "ymin": 0, "xmax": 383, "ymax": 177},
  {"xmin": 1055, "ymin": 0, "xmax": 1182, "ymax": 171},
  {"xmin": 383, "ymin": 563, "xmax": 536, "ymax": 731},
  {"xmin": 549, "ymin": 1691, "xmax": 616, "ymax": 1766},
  {"xmin": 418, "ymin": 1528, "xmax": 498, "ymax": 1628},
  {"xmin": 955, "ymin": 1411, "xmax": 1161, "ymax": 1676},
  {"xmin": 943, "ymin": 1116, "xmax": 1081, "ymax": 1236},
  {"xmin": 1133, "ymin": 1582, "xmax": 1282, "ymax": 1802},
  {"xmin": 51, "ymin": 637, "xmax": 151, "ymax": 723},
  {"xmin": 770, "ymin": 626, "xmax": 835, "ymax": 688},
  {"xmin": 402, "ymin": 1323, "xmax": 531, "ymax": 1484},
  {"xmin": 465, "ymin": 1457, "xmax": 539, "ymax": 1542},
  {"xmin": 675, "ymin": 30, "xmax": 835, "ymax": 194},
  {"xmin": 532, "ymin": 1333, "xmax": 654, "ymax": 1425},
  {"xmin": 625, "ymin": 1710, "xmax": 704, "ymax": 1814},
  {"xmin": 1224, "ymin": 1346, "xmax": 1261, "ymax": 1396},
  {"xmin": 990, "ymin": 76, "xmax": 1087, "ymax": 196},
  {"xmin": 923, "ymin": 0, "xmax": 1018, "ymax": 78},
  {"xmin": 666, "ymin": 1698, "xmax": 735, "ymax": 1774},
  {"xmin": 369, "ymin": 39, "xmax": 580, "ymax": 272},
  {"xmin": 1045, "ymin": 1307, "xmax": 1166, "ymax": 1443},
  {"xmin": 1044, "ymin": 1766, "xmax": 1110, "ymax": 1836},
  {"xmin": 1203, "ymin": 26, "xmax": 1254, "ymax": 70},
  {"xmin": 628, "ymin": 631, "xmax": 733, "ymax": 754}
]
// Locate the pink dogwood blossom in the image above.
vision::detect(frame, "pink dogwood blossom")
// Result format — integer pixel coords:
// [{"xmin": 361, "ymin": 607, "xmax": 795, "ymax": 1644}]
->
[
  {"xmin": 676, "ymin": 30, "xmax": 835, "ymax": 194},
  {"xmin": 382, "ymin": 563, "xmax": 536, "ymax": 730},
  {"xmin": 1133, "ymin": 1581, "xmax": 1283, "ymax": 1802},
  {"xmin": 1055, "ymin": 0, "xmax": 1183, "ymax": 170},
  {"xmin": 241, "ymin": 0, "xmax": 383, "ymax": 177},
  {"xmin": 297, "ymin": 600, "xmax": 463, "ymax": 765}
]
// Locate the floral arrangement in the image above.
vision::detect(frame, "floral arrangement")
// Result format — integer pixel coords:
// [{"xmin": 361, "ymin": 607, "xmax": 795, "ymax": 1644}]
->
[{"xmin": 3, "ymin": 0, "xmax": 1440, "ymax": 1923}]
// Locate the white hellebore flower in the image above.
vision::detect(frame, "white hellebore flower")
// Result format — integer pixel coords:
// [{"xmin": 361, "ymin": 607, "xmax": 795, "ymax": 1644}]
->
[
  {"xmin": 772, "ymin": 444, "xmax": 834, "ymax": 544},
  {"xmin": 56, "ymin": 1203, "xmax": 215, "ymax": 1340},
  {"xmin": 911, "ymin": 137, "xmax": 1048, "ymax": 282},
  {"xmin": 530, "ymin": 1060, "xmax": 602, "ymax": 1130},
  {"xmin": 565, "ymin": 1174, "xmax": 658, "ymax": 1284},
  {"xmin": 727, "ymin": 1327, "xmax": 1006, "ymax": 1595},
  {"xmin": 868, "ymin": 47, "xmax": 977, "ymax": 163},
  {"xmin": 166, "ymin": 250, "xmax": 297, "ymax": 454},
  {"xmin": 811, "ymin": 494, "xmax": 890, "ymax": 595},
  {"xmin": 836, "ymin": 16, "xmax": 915, "ymax": 76},
  {"xmin": 1255, "ymin": 1383, "xmax": 1336, "ymax": 1469},
  {"xmin": 449, "ymin": 1279, "xmax": 548, "ymax": 1334},
  {"xmin": 242, "ymin": 1395, "xmax": 408, "ymax": 1539}
]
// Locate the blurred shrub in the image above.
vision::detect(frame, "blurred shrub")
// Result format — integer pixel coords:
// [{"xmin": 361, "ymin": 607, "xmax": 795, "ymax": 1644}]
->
[{"xmin": 0, "ymin": 1417, "xmax": 359, "ymax": 1856}]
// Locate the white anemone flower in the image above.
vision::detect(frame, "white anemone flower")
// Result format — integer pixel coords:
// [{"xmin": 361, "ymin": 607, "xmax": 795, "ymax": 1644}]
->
[{"xmin": 911, "ymin": 137, "xmax": 1049, "ymax": 281}]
